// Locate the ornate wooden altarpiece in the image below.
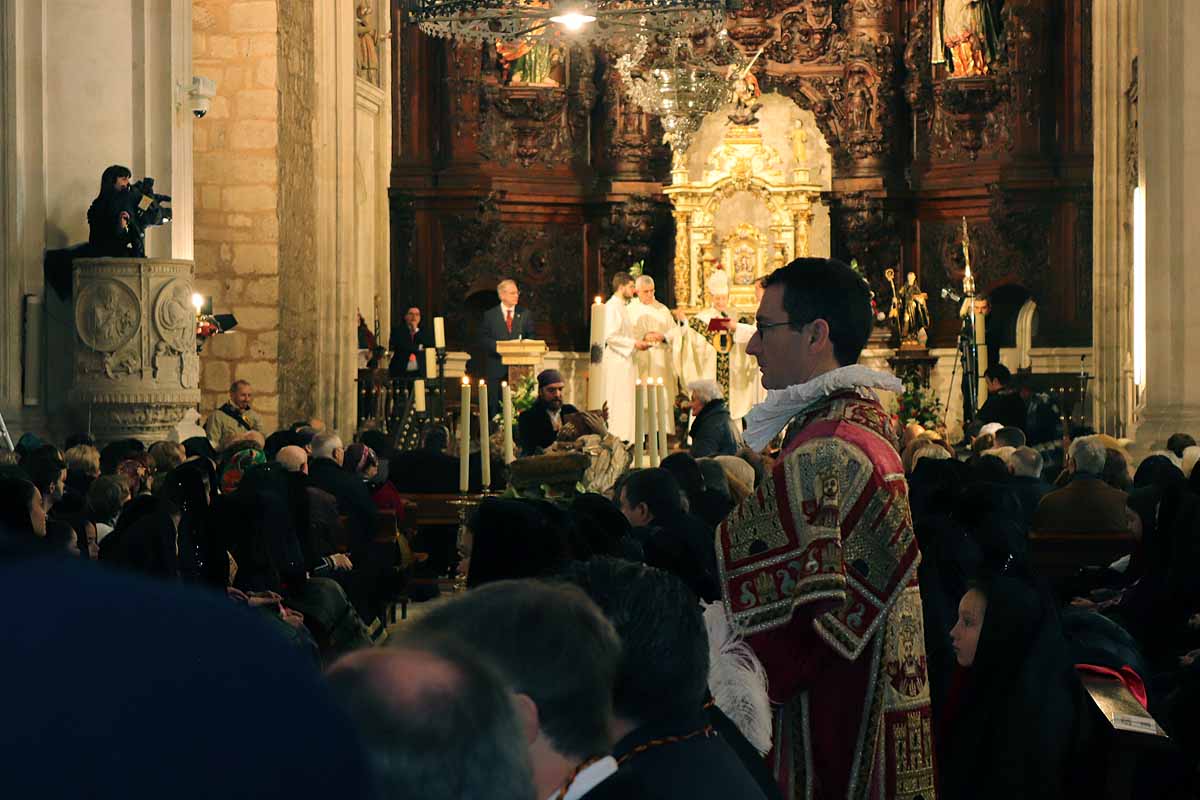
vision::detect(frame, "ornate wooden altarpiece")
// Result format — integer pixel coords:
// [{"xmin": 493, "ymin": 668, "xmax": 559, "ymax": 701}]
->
[{"xmin": 665, "ymin": 121, "xmax": 823, "ymax": 314}]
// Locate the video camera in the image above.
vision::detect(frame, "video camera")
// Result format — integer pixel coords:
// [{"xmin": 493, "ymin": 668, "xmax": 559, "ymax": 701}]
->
[{"xmin": 124, "ymin": 177, "xmax": 172, "ymax": 257}]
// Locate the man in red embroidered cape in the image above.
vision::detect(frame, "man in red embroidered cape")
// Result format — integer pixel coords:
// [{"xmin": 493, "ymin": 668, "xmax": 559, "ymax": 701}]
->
[{"xmin": 718, "ymin": 258, "xmax": 937, "ymax": 800}]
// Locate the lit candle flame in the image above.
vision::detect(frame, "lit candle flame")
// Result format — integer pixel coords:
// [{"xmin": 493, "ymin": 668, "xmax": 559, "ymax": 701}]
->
[
  {"xmin": 593, "ymin": 295, "xmax": 602, "ymax": 305},
  {"xmin": 191, "ymin": 293, "xmax": 204, "ymax": 313}
]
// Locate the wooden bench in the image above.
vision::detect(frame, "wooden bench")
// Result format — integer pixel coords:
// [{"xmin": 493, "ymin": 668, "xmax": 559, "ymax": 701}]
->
[
  {"xmin": 1077, "ymin": 672, "xmax": 1174, "ymax": 800},
  {"xmin": 1027, "ymin": 530, "xmax": 1138, "ymax": 579}
]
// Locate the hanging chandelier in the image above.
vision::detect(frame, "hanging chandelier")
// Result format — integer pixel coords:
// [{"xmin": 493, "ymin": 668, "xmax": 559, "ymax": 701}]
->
[
  {"xmin": 615, "ymin": 30, "xmax": 746, "ymax": 152},
  {"xmin": 406, "ymin": 0, "xmax": 729, "ymax": 46}
]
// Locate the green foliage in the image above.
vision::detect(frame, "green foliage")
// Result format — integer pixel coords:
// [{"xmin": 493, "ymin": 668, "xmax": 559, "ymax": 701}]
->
[
  {"xmin": 511, "ymin": 373, "xmax": 539, "ymax": 414},
  {"xmin": 629, "ymin": 260, "xmax": 644, "ymax": 278}
]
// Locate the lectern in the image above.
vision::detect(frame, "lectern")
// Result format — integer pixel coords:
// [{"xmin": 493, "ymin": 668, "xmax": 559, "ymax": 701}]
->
[{"xmin": 496, "ymin": 339, "xmax": 547, "ymax": 386}]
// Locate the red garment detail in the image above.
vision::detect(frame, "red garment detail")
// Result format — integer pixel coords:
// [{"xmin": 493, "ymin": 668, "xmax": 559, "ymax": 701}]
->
[
  {"xmin": 1074, "ymin": 663, "xmax": 1149, "ymax": 710},
  {"xmin": 505, "ymin": 309, "xmax": 513, "ymax": 333}
]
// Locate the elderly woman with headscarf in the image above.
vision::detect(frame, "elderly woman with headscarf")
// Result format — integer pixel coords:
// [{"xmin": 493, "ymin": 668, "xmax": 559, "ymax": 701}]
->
[{"xmin": 342, "ymin": 443, "xmax": 407, "ymax": 519}]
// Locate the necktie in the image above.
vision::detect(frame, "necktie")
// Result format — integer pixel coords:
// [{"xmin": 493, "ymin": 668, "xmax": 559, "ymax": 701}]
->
[{"xmin": 505, "ymin": 309, "xmax": 513, "ymax": 333}]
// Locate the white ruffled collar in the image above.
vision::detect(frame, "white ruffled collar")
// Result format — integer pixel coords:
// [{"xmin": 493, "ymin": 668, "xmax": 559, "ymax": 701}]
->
[{"xmin": 743, "ymin": 366, "xmax": 903, "ymax": 451}]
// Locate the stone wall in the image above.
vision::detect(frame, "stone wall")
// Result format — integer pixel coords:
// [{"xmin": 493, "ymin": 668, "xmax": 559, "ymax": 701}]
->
[{"xmin": 192, "ymin": 0, "xmax": 281, "ymax": 431}]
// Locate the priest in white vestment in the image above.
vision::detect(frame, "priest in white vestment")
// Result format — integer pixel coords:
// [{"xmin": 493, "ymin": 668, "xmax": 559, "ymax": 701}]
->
[
  {"xmin": 601, "ymin": 272, "xmax": 643, "ymax": 442},
  {"xmin": 627, "ymin": 275, "xmax": 678, "ymax": 434},
  {"xmin": 674, "ymin": 270, "xmax": 761, "ymax": 422}
]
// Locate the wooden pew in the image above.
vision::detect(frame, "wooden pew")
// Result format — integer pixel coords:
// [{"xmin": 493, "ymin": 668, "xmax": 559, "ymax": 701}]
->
[
  {"xmin": 1027, "ymin": 530, "xmax": 1138, "ymax": 579},
  {"xmin": 1077, "ymin": 672, "xmax": 1174, "ymax": 800}
]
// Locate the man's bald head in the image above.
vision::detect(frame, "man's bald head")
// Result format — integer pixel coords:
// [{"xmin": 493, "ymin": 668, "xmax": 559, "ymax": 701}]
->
[
  {"xmin": 276, "ymin": 446, "xmax": 309, "ymax": 474},
  {"xmin": 327, "ymin": 640, "xmax": 535, "ymax": 800}
]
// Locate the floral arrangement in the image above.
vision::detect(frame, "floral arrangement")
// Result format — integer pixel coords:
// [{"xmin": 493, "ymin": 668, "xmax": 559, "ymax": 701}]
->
[
  {"xmin": 895, "ymin": 372, "xmax": 943, "ymax": 428},
  {"xmin": 629, "ymin": 260, "xmax": 645, "ymax": 278},
  {"xmin": 510, "ymin": 372, "xmax": 539, "ymax": 414}
]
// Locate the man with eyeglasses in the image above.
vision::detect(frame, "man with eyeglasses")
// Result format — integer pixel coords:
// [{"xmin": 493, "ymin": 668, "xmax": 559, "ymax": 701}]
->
[{"xmin": 716, "ymin": 258, "xmax": 936, "ymax": 800}]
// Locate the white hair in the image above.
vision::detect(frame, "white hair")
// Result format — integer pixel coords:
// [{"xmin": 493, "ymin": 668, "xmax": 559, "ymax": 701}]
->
[
  {"xmin": 311, "ymin": 433, "xmax": 344, "ymax": 461},
  {"xmin": 688, "ymin": 378, "xmax": 723, "ymax": 404},
  {"xmin": 912, "ymin": 445, "xmax": 951, "ymax": 467},
  {"xmin": 496, "ymin": 278, "xmax": 517, "ymax": 295},
  {"xmin": 1069, "ymin": 435, "xmax": 1108, "ymax": 475},
  {"xmin": 1009, "ymin": 447, "xmax": 1043, "ymax": 478},
  {"xmin": 275, "ymin": 445, "xmax": 308, "ymax": 473},
  {"xmin": 635, "ymin": 275, "xmax": 655, "ymax": 289},
  {"xmin": 978, "ymin": 422, "xmax": 1003, "ymax": 438},
  {"xmin": 983, "ymin": 446, "xmax": 1016, "ymax": 464}
]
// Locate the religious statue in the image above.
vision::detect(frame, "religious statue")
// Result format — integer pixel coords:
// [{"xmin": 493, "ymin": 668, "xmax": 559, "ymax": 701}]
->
[
  {"xmin": 884, "ymin": 268, "xmax": 902, "ymax": 337},
  {"xmin": 495, "ymin": 41, "xmax": 563, "ymax": 87},
  {"xmin": 726, "ymin": 47, "xmax": 764, "ymax": 126},
  {"xmin": 898, "ymin": 271, "xmax": 930, "ymax": 346},
  {"xmin": 936, "ymin": 0, "xmax": 1000, "ymax": 77},
  {"xmin": 355, "ymin": 3, "xmax": 391, "ymax": 85},
  {"xmin": 846, "ymin": 70, "xmax": 873, "ymax": 133}
]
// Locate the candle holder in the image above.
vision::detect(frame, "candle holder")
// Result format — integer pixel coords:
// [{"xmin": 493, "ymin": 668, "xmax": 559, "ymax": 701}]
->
[{"xmin": 434, "ymin": 346, "xmax": 449, "ymax": 424}]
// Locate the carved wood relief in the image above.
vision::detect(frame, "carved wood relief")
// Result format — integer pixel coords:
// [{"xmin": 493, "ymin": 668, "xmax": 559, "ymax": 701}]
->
[{"xmin": 391, "ymin": 0, "xmax": 1093, "ymax": 350}]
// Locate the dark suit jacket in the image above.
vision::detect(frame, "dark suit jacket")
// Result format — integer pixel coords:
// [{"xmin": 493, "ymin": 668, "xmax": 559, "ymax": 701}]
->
[
  {"xmin": 611, "ymin": 713, "xmax": 768, "ymax": 800},
  {"xmin": 1031, "ymin": 476, "xmax": 1129, "ymax": 533},
  {"xmin": 517, "ymin": 399, "xmax": 579, "ymax": 456},
  {"xmin": 689, "ymin": 399, "xmax": 737, "ymax": 458},
  {"xmin": 479, "ymin": 304, "xmax": 537, "ymax": 381},
  {"xmin": 307, "ymin": 458, "xmax": 379, "ymax": 559},
  {"xmin": 389, "ymin": 448, "xmax": 499, "ymax": 493},
  {"xmin": 978, "ymin": 389, "xmax": 1027, "ymax": 431},
  {"xmin": 1010, "ymin": 475, "xmax": 1052, "ymax": 527},
  {"xmin": 388, "ymin": 325, "xmax": 434, "ymax": 378}
]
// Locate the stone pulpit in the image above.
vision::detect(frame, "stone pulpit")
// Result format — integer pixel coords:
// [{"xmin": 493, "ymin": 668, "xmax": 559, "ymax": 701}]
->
[{"xmin": 70, "ymin": 259, "xmax": 201, "ymax": 443}]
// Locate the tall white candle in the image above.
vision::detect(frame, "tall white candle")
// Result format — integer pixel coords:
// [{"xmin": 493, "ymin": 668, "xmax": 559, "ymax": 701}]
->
[
  {"xmin": 657, "ymin": 378, "xmax": 670, "ymax": 455},
  {"xmin": 434, "ymin": 316, "xmax": 446, "ymax": 349},
  {"xmin": 634, "ymin": 379, "xmax": 645, "ymax": 468},
  {"xmin": 502, "ymin": 380, "xmax": 515, "ymax": 464},
  {"xmin": 588, "ymin": 296, "xmax": 606, "ymax": 410},
  {"xmin": 425, "ymin": 347, "xmax": 437, "ymax": 379},
  {"xmin": 478, "ymin": 379, "xmax": 491, "ymax": 489},
  {"xmin": 413, "ymin": 378, "xmax": 426, "ymax": 412},
  {"xmin": 459, "ymin": 377, "xmax": 471, "ymax": 492},
  {"xmin": 646, "ymin": 375, "xmax": 660, "ymax": 467}
]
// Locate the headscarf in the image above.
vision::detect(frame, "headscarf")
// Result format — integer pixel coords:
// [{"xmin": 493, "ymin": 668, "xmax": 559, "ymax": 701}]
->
[
  {"xmin": 159, "ymin": 461, "xmax": 225, "ymax": 586},
  {"xmin": 466, "ymin": 498, "xmax": 569, "ymax": 589},
  {"xmin": 183, "ymin": 436, "xmax": 218, "ymax": 464},
  {"xmin": 343, "ymin": 443, "xmax": 378, "ymax": 477},
  {"xmin": 116, "ymin": 455, "xmax": 152, "ymax": 496},
  {"xmin": 220, "ymin": 448, "xmax": 266, "ymax": 494},
  {"xmin": 100, "ymin": 495, "xmax": 179, "ymax": 579},
  {"xmin": 0, "ymin": 477, "xmax": 39, "ymax": 538}
]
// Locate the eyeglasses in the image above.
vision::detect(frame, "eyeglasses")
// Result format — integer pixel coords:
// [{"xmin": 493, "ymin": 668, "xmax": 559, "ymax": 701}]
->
[{"xmin": 755, "ymin": 320, "xmax": 804, "ymax": 337}]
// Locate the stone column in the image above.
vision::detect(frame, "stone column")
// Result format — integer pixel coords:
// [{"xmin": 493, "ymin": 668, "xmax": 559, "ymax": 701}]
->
[
  {"xmin": 1092, "ymin": 0, "xmax": 1139, "ymax": 437},
  {"xmin": 1135, "ymin": 2, "xmax": 1200, "ymax": 449},
  {"xmin": 71, "ymin": 259, "xmax": 201, "ymax": 443}
]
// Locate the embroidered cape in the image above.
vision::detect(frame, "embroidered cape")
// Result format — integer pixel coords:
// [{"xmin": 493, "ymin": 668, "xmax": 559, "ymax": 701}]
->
[{"xmin": 718, "ymin": 387, "xmax": 936, "ymax": 800}]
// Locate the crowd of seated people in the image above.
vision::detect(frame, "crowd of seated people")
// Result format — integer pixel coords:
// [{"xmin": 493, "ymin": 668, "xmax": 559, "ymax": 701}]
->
[
  {"xmin": 905, "ymin": 419, "xmax": 1200, "ymax": 797},
  {"xmin": 6, "ymin": 380, "xmax": 1200, "ymax": 799}
]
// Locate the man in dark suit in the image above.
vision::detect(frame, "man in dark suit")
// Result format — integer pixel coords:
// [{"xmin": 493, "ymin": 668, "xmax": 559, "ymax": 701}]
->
[
  {"xmin": 306, "ymin": 432, "xmax": 382, "ymax": 621},
  {"xmin": 977, "ymin": 363, "xmax": 1027, "ymax": 431},
  {"xmin": 1032, "ymin": 435, "xmax": 1131, "ymax": 533},
  {"xmin": 480, "ymin": 279, "xmax": 536, "ymax": 417},
  {"xmin": 517, "ymin": 369, "xmax": 579, "ymax": 456},
  {"xmin": 1008, "ymin": 446, "xmax": 1052, "ymax": 527},
  {"xmin": 388, "ymin": 306, "xmax": 434, "ymax": 380}
]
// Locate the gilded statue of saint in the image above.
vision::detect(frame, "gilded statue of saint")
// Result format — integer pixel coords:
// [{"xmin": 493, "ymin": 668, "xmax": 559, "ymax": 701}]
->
[{"xmin": 937, "ymin": 0, "xmax": 1000, "ymax": 77}]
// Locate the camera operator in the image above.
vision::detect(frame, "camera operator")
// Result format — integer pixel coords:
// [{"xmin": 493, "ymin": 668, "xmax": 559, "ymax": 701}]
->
[
  {"xmin": 87, "ymin": 165, "xmax": 138, "ymax": 257},
  {"xmin": 87, "ymin": 164, "xmax": 171, "ymax": 258}
]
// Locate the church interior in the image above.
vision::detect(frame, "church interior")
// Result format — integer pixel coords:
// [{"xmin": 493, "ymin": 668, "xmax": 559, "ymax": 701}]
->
[{"xmin": 4, "ymin": 1, "xmax": 1200, "ymax": 798}]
